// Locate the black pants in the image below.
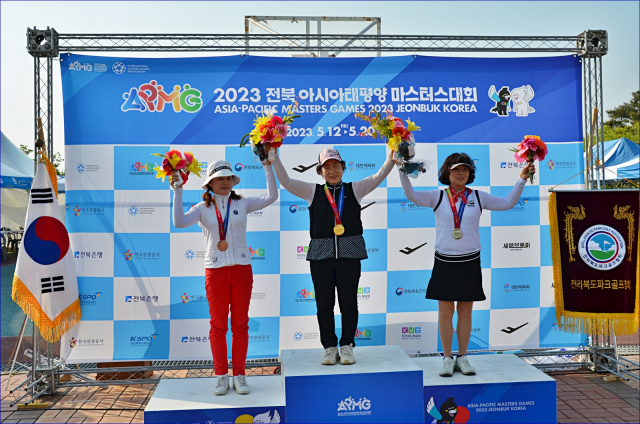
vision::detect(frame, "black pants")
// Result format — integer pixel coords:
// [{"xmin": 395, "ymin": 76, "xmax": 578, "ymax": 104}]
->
[{"xmin": 309, "ymin": 258, "xmax": 361, "ymax": 348}]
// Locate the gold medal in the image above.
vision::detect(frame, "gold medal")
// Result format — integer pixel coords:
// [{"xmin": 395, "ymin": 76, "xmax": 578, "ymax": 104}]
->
[
  {"xmin": 452, "ymin": 228, "xmax": 463, "ymax": 239},
  {"xmin": 334, "ymin": 224, "xmax": 345, "ymax": 236},
  {"xmin": 217, "ymin": 240, "xmax": 228, "ymax": 251}
]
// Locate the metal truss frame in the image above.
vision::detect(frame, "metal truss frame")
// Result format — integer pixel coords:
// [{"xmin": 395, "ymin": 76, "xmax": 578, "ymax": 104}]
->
[{"xmin": 17, "ymin": 26, "xmax": 617, "ymax": 403}]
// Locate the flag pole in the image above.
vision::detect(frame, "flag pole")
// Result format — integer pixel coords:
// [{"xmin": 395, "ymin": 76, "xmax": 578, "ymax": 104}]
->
[{"xmin": 4, "ymin": 316, "xmax": 28, "ymax": 391}]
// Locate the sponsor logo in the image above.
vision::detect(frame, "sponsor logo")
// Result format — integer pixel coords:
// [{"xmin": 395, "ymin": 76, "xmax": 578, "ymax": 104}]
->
[
  {"xmin": 181, "ymin": 335, "xmax": 210, "ymax": 343},
  {"xmin": 547, "ymin": 159, "xmax": 576, "ymax": 170},
  {"xmin": 112, "ymin": 62, "xmax": 126, "ymax": 74},
  {"xmin": 179, "ymin": 293, "xmax": 206, "ymax": 304},
  {"xmin": 293, "ymin": 332, "xmax": 303, "ymax": 341},
  {"xmin": 400, "ymin": 201, "xmax": 427, "ymax": 212},
  {"xmin": 488, "ymin": 84, "xmax": 535, "ymax": 117},
  {"xmin": 79, "ymin": 292, "xmax": 102, "ymax": 306},
  {"xmin": 235, "ymin": 163, "xmax": 244, "ymax": 172},
  {"xmin": 127, "ymin": 205, "xmax": 155, "ymax": 216},
  {"xmin": 128, "ymin": 206, "xmax": 139, "ymax": 216},
  {"xmin": 123, "ymin": 250, "xmax": 160, "ymax": 261},
  {"xmin": 249, "ymin": 247, "xmax": 266, "ymax": 260},
  {"xmin": 399, "ymin": 242, "xmax": 428, "ymax": 255},
  {"xmin": 578, "ymin": 225, "xmax": 626, "ymax": 270},
  {"xmin": 129, "ymin": 333, "xmax": 158, "ymax": 347},
  {"xmin": 125, "ymin": 295, "xmax": 158, "ymax": 303},
  {"xmin": 503, "ymin": 283, "xmax": 530, "ymax": 293},
  {"xmin": 69, "ymin": 61, "xmax": 92, "ymax": 72},
  {"xmin": 402, "ymin": 326, "xmax": 421, "ymax": 339},
  {"xmin": 234, "ymin": 163, "xmax": 262, "ymax": 172},
  {"xmin": 74, "ymin": 251, "xmax": 103, "ymax": 259},
  {"xmin": 73, "ymin": 206, "xmax": 81, "ymax": 216},
  {"xmin": 185, "ymin": 250, "xmax": 195, "ymax": 260},
  {"xmin": 357, "ymin": 286, "xmax": 371, "ymax": 300},
  {"xmin": 295, "ymin": 288, "xmax": 315, "ymax": 302},
  {"xmin": 69, "ymin": 337, "xmax": 104, "ymax": 348},
  {"xmin": 548, "ymin": 159, "xmax": 555, "ymax": 170},
  {"xmin": 396, "ymin": 287, "xmax": 404, "ymax": 296},
  {"xmin": 290, "ymin": 204, "xmax": 310, "ymax": 213},
  {"xmin": 500, "ymin": 161, "xmax": 527, "ymax": 169},
  {"xmin": 293, "ymin": 331, "xmax": 318, "ymax": 341},
  {"xmin": 297, "ymin": 245, "xmax": 308, "ymax": 259},
  {"xmin": 76, "ymin": 163, "xmax": 85, "ymax": 173},
  {"xmin": 72, "ymin": 206, "xmax": 105, "ymax": 216},
  {"xmin": 501, "ymin": 322, "xmax": 529, "ymax": 334},
  {"xmin": 121, "ymin": 80, "xmax": 202, "ymax": 113},
  {"xmin": 354, "ymin": 328, "xmax": 372, "ymax": 340},
  {"xmin": 510, "ymin": 198, "xmax": 529, "ymax": 212},
  {"xmin": 77, "ymin": 163, "xmax": 100, "ymax": 173},
  {"xmin": 292, "ymin": 163, "xmax": 316, "ymax": 173},
  {"xmin": 396, "ymin": 287, "xmax": 426, "ymax": 296},
  {"xmin": 337, "ymin": 396, "xmax": 371, "ymax": 417},
  {"xmin": 502, "ymin": 241, "xmax": 531, "ymax": 251},
  {"xmin": 346, "ymin": 162, "xmax": 377, "ymax": 172}
]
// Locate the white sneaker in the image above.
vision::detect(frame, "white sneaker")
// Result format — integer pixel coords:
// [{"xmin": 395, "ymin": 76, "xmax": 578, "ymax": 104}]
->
[
  {"xmin": 439, "ymin": 356, "xmax": 455, "ymax": 377},
  {"xmin": 455, "ymin": 355, "xmax": 476, "ymax": 375},
  {"xmin": 321, "ymin": 347, "xmax": 340, "ymax": 365},
  {"xmin": 233, "ymin": 375, "xmax": 250, "ymax": 394},
  {"xmin": 213, "ymin": 375, "xmax": 229, "ymax": 395},
  {"xmin": 339, "ymin": 344, "xmax": 356, "ymax": 365}
]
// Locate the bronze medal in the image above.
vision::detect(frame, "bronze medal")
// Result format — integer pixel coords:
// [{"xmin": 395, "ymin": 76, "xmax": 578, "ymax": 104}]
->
[{"xmin": 217, "ymin": 240, "xmax": 228, "ymax": 251}]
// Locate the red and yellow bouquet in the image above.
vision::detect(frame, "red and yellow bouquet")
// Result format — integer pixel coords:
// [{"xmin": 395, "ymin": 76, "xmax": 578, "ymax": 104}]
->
[
  {"xmin": 240, "ymin": 109, "xmax": 300, "ymax": 161},
  {"xmin": 509, "ymin": 135, "xmax": 547, "ymax": 183},
  {"xmin": 354, "ymin": 109, "xmax": 420, "ymax": 152},
  {"xmin": 151, "ymin": 150, "xmax": 202, "ymax": 188}
]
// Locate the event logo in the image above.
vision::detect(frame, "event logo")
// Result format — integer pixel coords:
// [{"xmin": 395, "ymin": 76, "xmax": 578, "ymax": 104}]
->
[
  {"xmin": 121, "ymin": 80, "xmax": 203, "ymax": 113},
  {"xmin": 24, "ymin": 217, "xmax": 70, "ymax": 266},
  {"xmin": 295, "ymin": 288, "xmax": 315, "ymax": 301},
  {"xmin": 185, "ymin": 250, "xmax": 195, "ymax": 260},
  {"xmin": 249, "ymin": 247, "xmax": 266, "ymax": 260},
  {"xmin": 124, "ymin": 250, "xmax": 133, "ymax": 261},
  {"xmin": 501, "ymin": 322, "xmax": 529, "ymax": 334},
  {"xmin": 578, "ymin": 225, "xmax": 626, "ymax": 270},
  {"xmin": 235, "ymin": 411, "xmax": 282, "ymax": 424},
  {"xmin": 399, "ymin": 242, "xmax": 428, "ymax": 255},
  {"xmin": 354, "ymin": 328, "xmax": 372, "ymax": 340},
  {"xmin": 69, "ymin": 61, "xmax": 92, "ymax": 72},
  {"xmin": 128, "ymin": 206, "xmax": 139, "ymax": 216},
  {"xmin": 488, "ymin": 84, "xmax": 535, "ymax": 117},
  {"xmin": 77, "ymin": 163, "xmax": 86, "ymax": 173},
  {"xmin": 396, "ymin": 287, "xmax": 404, "ymax": 296},
  {"xmin": 129, "ymin": 161, "xmax": 155, "ymax": 175},
  {"xmin": 402, "ymin": 327, "xmax": 421, "ymax": 338},
  {"xmin": 112, "ymin": 62, "xmax": 126, "ymax": 74},
  {"xmin": 337, "ymin": 396, "xmax": 371, "ymax": 417},
  {"xmin": 293, "ymin": 332, "xmax": 303, "ymax": 341},
  {"xmin": 426, "ymin": 396, "xmax": 470, "ymax": 424}
]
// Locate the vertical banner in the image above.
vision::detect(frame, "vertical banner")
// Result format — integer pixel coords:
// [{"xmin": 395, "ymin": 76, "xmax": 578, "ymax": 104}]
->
[
  {"xmin": 60, "ymin": 54, "xmax": 586, "ymax": 362},
  {"xmin": 549, "ymin": 190, "xmax": 639, "ymax": 335}
]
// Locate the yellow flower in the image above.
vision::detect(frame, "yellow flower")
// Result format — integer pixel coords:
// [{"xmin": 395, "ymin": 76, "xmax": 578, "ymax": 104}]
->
[
  {"xmin": 153, "ymin": 165, "xmax": 169, "ymax": 182},
  {"xmin": 167, "ymin": 153, "xmax": 181, "ymax": 170},
  {"xmin": 388, "ymin": 135, "xmax": 401, "ymax": 152},
  {"xmin": 406, "ymin": 119, "xmax": 421, "ymax": 132}
]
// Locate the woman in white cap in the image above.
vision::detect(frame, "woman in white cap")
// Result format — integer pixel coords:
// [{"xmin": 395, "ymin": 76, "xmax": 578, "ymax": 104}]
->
[
  {"xmin": 400, "ymin": 152, "xmax": 534, "ymax": 377},
  {"xmin": 171, "ymin": 159, "xmax": 277, "ymax": 395},
  {"xmin": 272, "ymin": 148, "xmax": 394, "ymax": 366}
]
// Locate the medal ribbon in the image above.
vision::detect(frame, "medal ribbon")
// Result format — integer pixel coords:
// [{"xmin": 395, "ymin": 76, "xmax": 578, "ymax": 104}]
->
[
  {"xmin": 324, "ymin": 183, "xmax": 344, "ymax": 226},
  {"xmin": 445, "ymin": 188, "xmax": 470, "ymax": 230},
  {"xmin": 213, "ymin": 197, "xmax": 231, "ymax": 241}
]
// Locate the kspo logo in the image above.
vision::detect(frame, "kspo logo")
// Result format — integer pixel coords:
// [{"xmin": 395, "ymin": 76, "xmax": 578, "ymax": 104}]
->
[
  {"xmin": 130, "ymin": 333, "xmax": 158, "ymax": 346},
  {"xmin": 79, "ymin": 292, "xmax": 102, "ymax": 305},
  {"xmin": 578, "ymin": 225, "xmax": 626, "ymax": 270},
  {"xmin": 121, "ymin": 80, "xmax": 203, "ymax": 113}
]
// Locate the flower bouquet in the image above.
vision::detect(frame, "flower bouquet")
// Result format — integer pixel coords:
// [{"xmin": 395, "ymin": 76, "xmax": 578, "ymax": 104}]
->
[
  {"xmin": 509, "ymin": 135, "xmax": 547, "ymax": 183},
  {"xmin": 239, "ymin": 109, "xmax": 300, "ymax": 162},
  {"xmin": 355, "ymin": 110, "xmax": 430, "ymax": 178},
  {"xmin": 151, "ymin": 150, "xmax": 202, "ymax": 188}
]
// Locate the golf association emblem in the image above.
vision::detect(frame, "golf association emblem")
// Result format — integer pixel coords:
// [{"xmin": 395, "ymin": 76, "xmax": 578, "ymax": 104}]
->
[{"xmin": 578, "ymin": 225, "xmax": 626, "ymax": 270}]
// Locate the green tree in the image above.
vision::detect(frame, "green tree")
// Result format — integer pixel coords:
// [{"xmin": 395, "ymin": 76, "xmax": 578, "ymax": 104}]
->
[
  {"xmin": 603, "ymin": 122, "xmax": 639, "ymax": 143},
  {"xmin": 605, "ymin": 90, "xmax": 639, "ymax": 128},
  {"xmin": 20, "ymin": 144, "xmax": 65, "ymax": 176}
]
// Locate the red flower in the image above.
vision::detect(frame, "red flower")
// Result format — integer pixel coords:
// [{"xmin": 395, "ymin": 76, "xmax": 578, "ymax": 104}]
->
[{"xmin": 271, "ymin": 115, "xmax": 283, "ymax": 125}]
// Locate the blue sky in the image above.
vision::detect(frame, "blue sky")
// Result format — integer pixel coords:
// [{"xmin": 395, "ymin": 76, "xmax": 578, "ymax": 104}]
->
[{"xmin": 1, "ymin": 1, "xmax": 638, "ymax": 157}]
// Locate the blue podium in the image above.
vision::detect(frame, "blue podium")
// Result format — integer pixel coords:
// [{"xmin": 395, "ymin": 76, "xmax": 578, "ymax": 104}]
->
[
  {"xmin": 413, "ymin": 354, "xmax": 557, "ymax": 423},
  {"xmin": 281, "ymin": 345, "xmax": 425, "ymax": 423},
  {"xmin": 144, "ymin": 375, "xmax": 285, "ymax": 423}
]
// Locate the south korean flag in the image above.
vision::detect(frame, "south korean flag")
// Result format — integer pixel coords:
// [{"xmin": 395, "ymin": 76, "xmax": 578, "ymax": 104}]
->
[{"xmin": 12, "ymin": 162, "xmax": 81, "ymax": 342}]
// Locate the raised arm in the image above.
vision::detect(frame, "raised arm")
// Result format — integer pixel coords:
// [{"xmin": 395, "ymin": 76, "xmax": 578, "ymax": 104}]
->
[
  {"xmin": 271, "ymin": 154, "xmax": 315, "ymax": 205},
  {"xmin": 479, "ymin": 178, "xmax": 527, "ymax": 211},
  {"xmin": 399, "ymin": 171, "xmax": 440, "ymax": 208},
  {"xmin": 244, "ymin": 163, "xmax": 279, "ymax": 213},
  {"xmin": 172, "ymin": 187, "xmax": 202, "ymax": 228},
  {"xmin": 352, "ymin": 153, "xmax": 395, "ymax": 204}
]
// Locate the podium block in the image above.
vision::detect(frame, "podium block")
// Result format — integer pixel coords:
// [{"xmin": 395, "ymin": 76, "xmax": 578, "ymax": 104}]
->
[
  {"xmin": 144, "ymin": 376, "xmax": 285, "ymax": 423},
  {"xmin": 281, "ymin": 345, "xmax": 424, "ymax": 423},
  {"xmin": 413, "ymin": 354, "xmax": 556, "ymax": 423}
]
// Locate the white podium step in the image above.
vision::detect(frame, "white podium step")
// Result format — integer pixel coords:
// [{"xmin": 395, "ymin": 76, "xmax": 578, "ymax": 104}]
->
[
  {"xmin": 413, "ymin": 354, "xmax": 556, "ymax": 423},
  {"xmin": 144, "ymin": 376, "xmax": 285, "ymax": 423},
  {"xmin": 281, "ymin": 345, "xmax": 424, "ymax": 423}
]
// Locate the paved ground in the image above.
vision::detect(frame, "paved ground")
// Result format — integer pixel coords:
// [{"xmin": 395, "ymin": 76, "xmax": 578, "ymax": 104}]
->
[{"xmin": 2, "ymin": 363, "xmax": 638, "ymax": 424}]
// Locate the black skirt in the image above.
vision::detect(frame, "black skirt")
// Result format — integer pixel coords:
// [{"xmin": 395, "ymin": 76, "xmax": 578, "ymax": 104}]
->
[{"xmin": 426, "ymin": 250, "xmax": 486, "ymax": 302}]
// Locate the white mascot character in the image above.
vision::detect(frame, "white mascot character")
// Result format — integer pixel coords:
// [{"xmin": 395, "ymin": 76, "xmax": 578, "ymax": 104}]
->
[{"xmin": 509, "ymin": 85, "xmax": 535, "ymax": 117}]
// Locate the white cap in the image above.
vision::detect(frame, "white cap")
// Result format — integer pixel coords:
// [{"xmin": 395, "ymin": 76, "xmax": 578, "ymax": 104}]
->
[
  {"xmin": 450, "ymin": 162, "xmax": 471, "ymax": 170},
  {"xmin": 201, "ymin": 160, "xmax": 241, "ymax": 190}
]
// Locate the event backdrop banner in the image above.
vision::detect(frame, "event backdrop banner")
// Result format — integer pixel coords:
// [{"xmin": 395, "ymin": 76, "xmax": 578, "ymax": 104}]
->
[{"xmin": 60, "ymin": 54, "xmax": 586, "ymax": 362}]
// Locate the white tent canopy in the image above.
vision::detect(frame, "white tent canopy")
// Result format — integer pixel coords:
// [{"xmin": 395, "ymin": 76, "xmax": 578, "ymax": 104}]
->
[{"xmin": 1, "ymin": 131, "xmax": 34, "ymax": 189}]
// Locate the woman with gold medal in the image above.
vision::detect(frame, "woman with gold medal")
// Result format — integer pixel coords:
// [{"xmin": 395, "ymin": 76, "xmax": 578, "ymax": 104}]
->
[
  {"xmin": 400, "ymin": 153, "xmax": 534, "ymax": 377},
  {"xmin": 171, "ymin": 159, "xmax": 277, "ymax": 396},
  {"xmin": 273, "ymin": 148, "xmax": 394, "ymax": 366}
]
